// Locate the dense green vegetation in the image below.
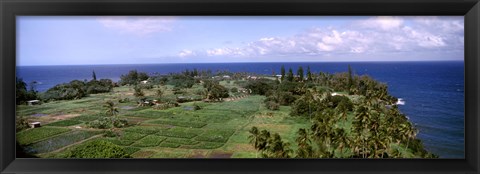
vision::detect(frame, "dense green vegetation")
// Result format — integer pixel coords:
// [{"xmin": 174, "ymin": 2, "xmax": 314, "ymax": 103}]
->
[
  {"xmin": 16, "ymin": 65, "xmax": 435, "ymax": 158},
  {"xmin": 41, "ymin": 79, "xmax": 114, "ymax": 101},
  {"xmin": 245, "ymin": 65, "xmax": 435, "ymax": 158},
  {"xmin": 16, "ymin": 77, "xmax": 39, "ymax": 105}
]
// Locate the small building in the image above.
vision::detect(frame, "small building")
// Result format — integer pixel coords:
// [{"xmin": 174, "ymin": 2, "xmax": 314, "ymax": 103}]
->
[
  {"xmin": 141, "ymin": 80, "xmax": 148, "ymax": 84},
  {"xmin": 247, "ymin": 76, "xmax": 258, "ymax": 80},
  {"xmin": 27, "ymin": 100, "xmax": 40, "ymax": 106},
  {"xmin": 29, "ymin": 122, "xmax": 41, "ymax": 128}
]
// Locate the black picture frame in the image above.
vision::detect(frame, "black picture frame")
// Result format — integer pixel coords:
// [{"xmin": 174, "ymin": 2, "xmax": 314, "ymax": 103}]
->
[{"xmin": 1, "ymin": 0, "xmax": 479, "ymax": 173}]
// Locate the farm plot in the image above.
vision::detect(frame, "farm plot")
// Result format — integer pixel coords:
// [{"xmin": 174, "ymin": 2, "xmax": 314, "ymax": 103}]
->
[
  {"xmin": 131, "ymin": 135, "xmax": 166, "ymax": 147},
  {"xmin": 45, "ymin": 120, "xmax": 83, "ymax": 127},
  {"xmin": 148, "ymin": 119, "xmax": 207, "ymax": 128},
  {"xmin": 24, "ymin": 130, "xmax": 102, "ymax": 154},
  {"xmin": 17, "ymin": 127, "xmax": 71, "ymax": 145},
  {"xmin": 194, "ymin": 129, "xmax": 235, "ymax": 143},
  {"xmin": 18, "ymin": 94, "xmax": 271, "ymax": 158}
]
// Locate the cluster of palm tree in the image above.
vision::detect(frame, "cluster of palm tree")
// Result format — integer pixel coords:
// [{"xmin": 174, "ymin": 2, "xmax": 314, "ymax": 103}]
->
[
  {"xmin": 248, "ymin": 65, "xmax": 437, "ymax": 158},
  {"xmin": 250, "ymin": 99, "xmax": 435, "ymax": 158},
  {"xmin": 248, "ymin": 127, "xmax": 292, "ymax": 158}
]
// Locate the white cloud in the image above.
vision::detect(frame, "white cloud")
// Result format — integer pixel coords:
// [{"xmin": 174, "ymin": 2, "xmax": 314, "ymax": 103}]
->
[
  {"xmin": 317, "ymin": 43, "xmax": 335, "ymax": 51},
  {"xmin": 322, "ymin": 30, "xmax": 343, "ymax": 44},
  {"xmin": 97, "ymin": 16, "xmax": 175, "ymax": 36},
  {"xmin": 178, "ymin": 16, "xmax": 463, "ymax": 59},
  {"xmin": 359, "ymin": 16, "xmax": 404, "ymax": 30},
  {"xmin": 178, "ymin": 49, "xmax": 196, "ymax": 57},
  {"xmin": 402, "ymin": 26, "xmax": 446, "ymax": 48}
]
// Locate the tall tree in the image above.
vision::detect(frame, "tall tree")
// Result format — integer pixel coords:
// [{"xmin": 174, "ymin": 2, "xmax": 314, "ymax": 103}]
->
[
  {"xmin": 92, "ymin": 70, "xmax": 97, "ymax": 81},
  {"xmin": 297, "ymin": 66, "xmax": 304, "ymax": 81},
  {"xmin": 193, "ymin": 68, "xmax": 199, "ymax": 77},
  {"xmin": 347, "ymin": 65, "xmax": 353, "ymax": 94},
  {"xmin": 306, "ymin": 66, "xmax": 313, "ymax": 81},
  {"xmin": 280, "ymin": 65, "xmax": 286, "ymax": 81},
  {"xmin": 287, "ymin": 68, "xmax": 294, "ymax": 82}
]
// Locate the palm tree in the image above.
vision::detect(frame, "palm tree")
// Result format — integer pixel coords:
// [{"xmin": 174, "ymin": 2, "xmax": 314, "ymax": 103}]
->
[
  {"xmin": 398, "ymin": 123, "xmax": 417, "ymax": 155},
  {"xmin": 296, "ymin": 128, "xmax": 314, "ymax": 158},
  {"xmin": 248, "ymin": 126, "xmax": 261, "ymax": 158},
  {"xmin": 258, "ymin": 129, "xmax": 271, "ymax": 155},
  {"xmin": 104, "ymin": 100, "xmax": 119, "ymax": 116},
  {"xmin": 266, "ymin": 133, "xmax": 292, "ymax": 158}
]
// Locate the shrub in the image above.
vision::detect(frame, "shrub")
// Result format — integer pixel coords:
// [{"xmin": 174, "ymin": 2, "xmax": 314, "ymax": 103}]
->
[
  {"xmin": 169, "ymin": 74, "xmax": 195, "ymax": 88},
  {"xmin": 243, "ymin": 79, "xmax": 276, "ymax": 95},
  {"xmin": 193, "ymin": 103, "xmax": 202, "ymax": 110},
  {"xmin": 16, "ymin": 115, "xmax": 30, "ymax": 132},
  {"xmin": 86, "ymin": 79, "xmax": 113, "ymax": 94},
  {"xmin": 87, "ymin": 118, "xmax": 112, "ymax": 129},
  {"xmin": 277, "ymin": 91, "xmax": 298, "ymax": 106},
  {"xmin": 64, "ymin": 140, "xmax": 131, "ymax": 158},
  {"xmin": 230, "ymin": 87, "xmax": 238, "ymax": 93},
  {"xmin": 133, "ymin": 85, "xmax": 145, "ymax": 97},
  {"xmin": 87, "ymin": 117, "xmax": 128, "ymax": 129},
  {"xmin": 118, "ymin": 97, "xmax": 130, "ymax": 103},
  {"xmin": 42, "ymin": 80, "xmax": 87, "ymax": 101},
  {"xmin": 104, "ymin": 130, "xmax": 119, "ymax": 137},
  {"xmin": 139, "ymin": 83, "xmax": 154, "ymax": 89},
  {"xmin": 119, "ymin": 70, "xmax": 149, "ymax": 86},
  {"xmin": 112, "ymin": 117, "xmax": 128, "ymax": 128},
  {"xmin": 152, "ymin": 103, "xmax": 178, "ymax": 110},
  {"xmin": 265, "ymin": 101, "xmax": 280, "ymax": 110}
]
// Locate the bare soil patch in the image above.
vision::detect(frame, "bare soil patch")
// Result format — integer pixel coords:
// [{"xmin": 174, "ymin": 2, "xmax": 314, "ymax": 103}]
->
[
  {"xmin": 209, "ymin": 152, "xmax": 233, "ymax": 158},
  {"xmin": 53, "ymin": 114, "xmax": 81, "ymax": 120}
]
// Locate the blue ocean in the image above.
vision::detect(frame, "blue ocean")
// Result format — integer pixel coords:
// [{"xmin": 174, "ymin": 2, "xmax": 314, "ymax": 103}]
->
[{"xmin": 16, "ymin": 61, "xmax": 465, "ymax": 158}]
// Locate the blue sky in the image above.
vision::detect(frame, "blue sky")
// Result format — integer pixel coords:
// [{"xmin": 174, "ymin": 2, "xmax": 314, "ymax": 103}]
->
[{"xmin": 17, "ymin": 16, "xmax": 464, "ymax": 66}]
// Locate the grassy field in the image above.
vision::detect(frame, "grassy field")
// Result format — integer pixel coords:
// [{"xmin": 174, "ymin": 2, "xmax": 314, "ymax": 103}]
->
[{"xmin": 16, "ymin": 84, "xmax": 311, "ymax": 158}]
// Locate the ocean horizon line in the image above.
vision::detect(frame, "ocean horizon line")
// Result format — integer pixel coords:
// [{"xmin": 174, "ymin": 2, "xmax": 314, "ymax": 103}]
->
[{"xmin": 17, "ymin": 60, "xmax": 464, "ymax": 67}]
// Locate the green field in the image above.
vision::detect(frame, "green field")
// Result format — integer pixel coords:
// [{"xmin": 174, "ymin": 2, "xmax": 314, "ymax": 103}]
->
[{"xmin": 16, "ymin": 84, "xmax": 310, "ymax": 158}]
